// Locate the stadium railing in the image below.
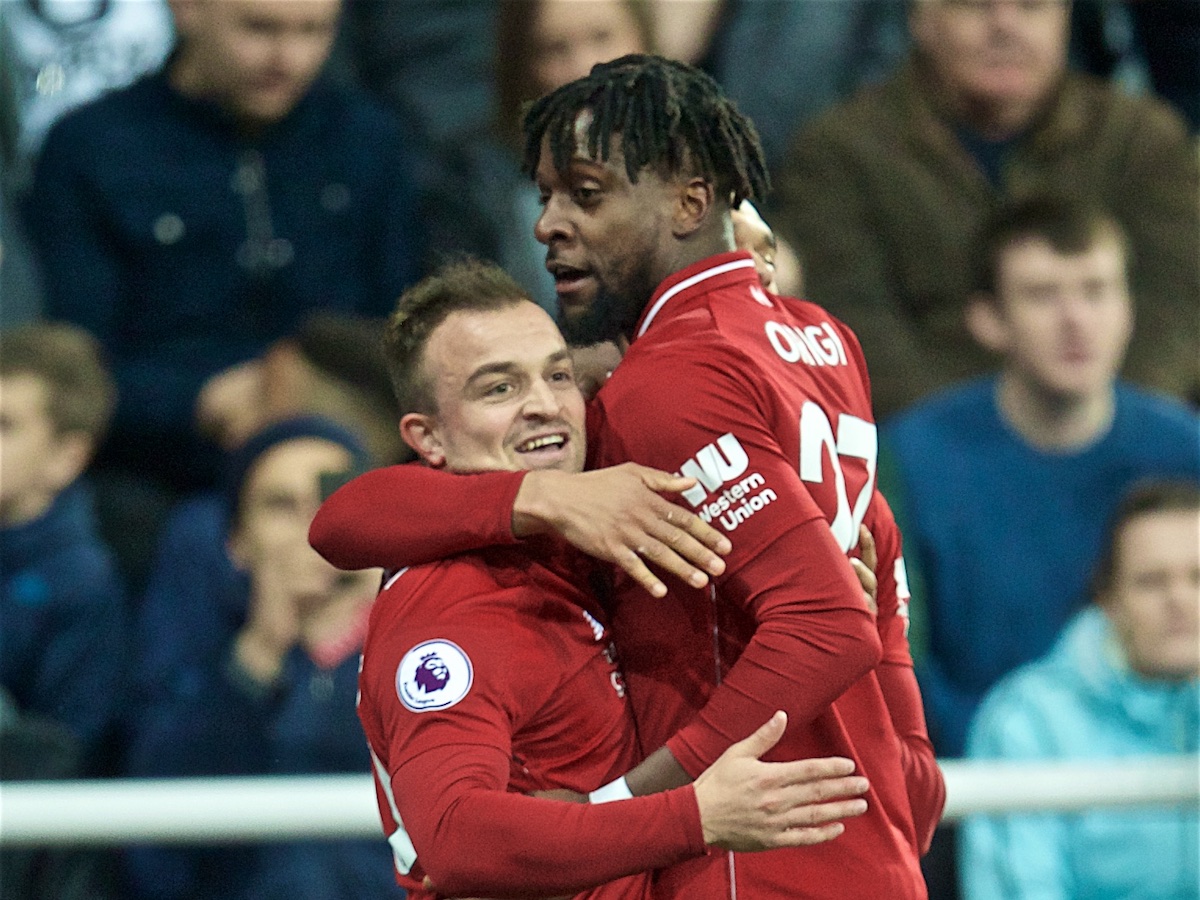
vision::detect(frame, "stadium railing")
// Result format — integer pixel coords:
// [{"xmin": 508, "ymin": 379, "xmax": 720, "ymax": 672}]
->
[{"xmin": 2, "ymin": 756, "xmax": 1197, "ymax": 847}]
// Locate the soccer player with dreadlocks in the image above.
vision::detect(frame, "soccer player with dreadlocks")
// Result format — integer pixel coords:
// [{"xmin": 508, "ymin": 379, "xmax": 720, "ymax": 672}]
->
[{"xmin": 312, "ymin": 55, "xmax": 944, "ymax": 897}]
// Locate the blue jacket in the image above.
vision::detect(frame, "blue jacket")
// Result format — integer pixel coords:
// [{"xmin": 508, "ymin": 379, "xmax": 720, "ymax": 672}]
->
[
  {"xmin": 24, "ymin": 68, "xmax": 425, "ymax": 489},
  {"xmin": 962, "ymin": 607, "xmax": 1199, "ymax": 899},
  {"xmin": 121, "ymin": 495, "xmax": 402, "ymax": 900},
  {"xmin": 0, "ymin": 482, "xmax": 128, "ymax": 768},
  {"xmin": 881, "ymin": 376, "xmax": 1200, "ymax": 756}
]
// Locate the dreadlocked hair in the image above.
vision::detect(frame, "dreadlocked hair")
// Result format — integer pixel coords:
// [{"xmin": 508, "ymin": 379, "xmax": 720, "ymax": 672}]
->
[{"xmin": 521, "ymin": 54, "xmax": 769, "ymax": 207}]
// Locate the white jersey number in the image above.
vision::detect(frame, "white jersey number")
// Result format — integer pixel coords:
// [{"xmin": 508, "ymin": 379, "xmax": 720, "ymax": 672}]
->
[{"xmin": 798, "ymin": 401, "xmax": 877, "ymax": 552}]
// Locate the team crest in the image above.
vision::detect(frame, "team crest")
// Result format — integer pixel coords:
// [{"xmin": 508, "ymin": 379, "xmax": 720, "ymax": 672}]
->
[{"xmin": 396, "ymin": 639, "xmax": 473, "ymax": 712}]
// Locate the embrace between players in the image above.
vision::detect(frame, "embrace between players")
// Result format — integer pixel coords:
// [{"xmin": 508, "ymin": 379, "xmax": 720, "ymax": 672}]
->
[{"xmin": 309, "ymin": 55, "xmax": 945, "ymax": 900}]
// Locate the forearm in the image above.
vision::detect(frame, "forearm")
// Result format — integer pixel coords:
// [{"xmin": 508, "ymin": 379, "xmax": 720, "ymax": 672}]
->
[
  {"xmin": 667, "ymin": 604, "xmax": 880, "ymax": 775},
  {"xmin": 622, "ymin": 745, "xmax": 692, "ymax": 795},
  {"xmin": 877, "ymin": 660, "xmax": 945, "ymax": 852},
  {"xmin": 413, "ymin": 786, "xmax": 705, "ymax": 896},
  {"xmin": 309, "ymin": 465, "xmax": 525, "ymax": 570},
  {"xmin": 663, "ymin": 517, "xmax": 882, "ymax": 775}
]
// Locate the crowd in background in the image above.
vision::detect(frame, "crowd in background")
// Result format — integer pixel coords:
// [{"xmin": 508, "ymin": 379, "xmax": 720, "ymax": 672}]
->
[{"xmin": 1, "ymin": 1, "xmax": 1197, "ymax": 899}]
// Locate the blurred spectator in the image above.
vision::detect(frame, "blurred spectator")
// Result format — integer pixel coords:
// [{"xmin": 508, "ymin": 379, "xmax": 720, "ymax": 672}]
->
[
  {"xmin": 121, "ymin": 416, "xmax": 396, "ymax": 900},
  {"xmin": 393, "ymin": 0, "xmax": 655, "ymax": 313},
  {"xmin": 116, "ymin": 308, "xmax": 405, "ymax": 765},
  {"xmin": 21, "ymin": 0, "xmax": 425, "ymax": 503},
  {"xmin": 880, "ymin": 194, "xmax": 1199, "ymax": 900},
  {"xmin": 961, "ymin": 479, "xmax": 1199, "ymax": 900},
  {"xmin": 883, "ymin": 194, "xmax": 1200, "ymax": 762},
  {"xmin": 0, "ymin": 0, "xmax": 174, "ymax": 193},
  {"xmin": 212, "ymin": 311, "xmax": 408, "ymax": 468},
  {"xmin": 1, "ymin": 0, "xmax": 174, "ymax": 326},
  {"xmin": 692, "ymin": 0, "xmax": 909, "ymax": 171},
  {"xmin": 0, "ymin": 322, "xmax": 126, "ymax": 768},
  {"xmin": 1070, "ymin": 0, "xmax": 1200, "ymax": 134},
  {"xmin": 125, "ymin": 312, "xmax": 407, "ymax": 780},
  {"xmin": 0, "ymin": 322, "xmax": 127, "ymax": 899},
  {"xmin": 772, "ymin": 0, "xmax": 1199, "ymax": 420}
]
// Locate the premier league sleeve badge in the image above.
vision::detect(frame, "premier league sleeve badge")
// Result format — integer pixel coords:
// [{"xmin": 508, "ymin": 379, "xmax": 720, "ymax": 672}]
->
[{"xmin": 396, "ymin": 639, "xmax": 474, "ymax": 712}]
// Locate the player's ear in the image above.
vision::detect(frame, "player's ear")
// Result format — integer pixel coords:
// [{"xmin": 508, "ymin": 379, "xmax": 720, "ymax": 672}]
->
[
  {"xmin": 673, "ymin": 176, "xmax": 714, "ymax": 239},
  {"xmin": 965, "ymin": 292, "xmax": 1009, "ymax": 354},
  {"xmin": 399, "ymin": 413, "xmax": 446, "ymax": 468}
]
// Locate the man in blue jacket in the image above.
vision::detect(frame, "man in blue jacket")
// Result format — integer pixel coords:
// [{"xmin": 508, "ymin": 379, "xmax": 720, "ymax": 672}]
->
[{"xmin": 22, "ymin": 0, "xmax": 426, "ymax": 502}]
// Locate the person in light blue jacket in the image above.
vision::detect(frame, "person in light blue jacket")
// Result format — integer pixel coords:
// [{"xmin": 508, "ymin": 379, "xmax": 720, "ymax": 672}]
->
[{"xmin": 962, "ymin": 479, "xmax": 1200, "ymax": 900}]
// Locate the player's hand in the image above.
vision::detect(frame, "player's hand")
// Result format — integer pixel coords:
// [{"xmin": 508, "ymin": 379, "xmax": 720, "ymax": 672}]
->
[
  {"xmin": 571, "ymin": 340, "xmax": 623, "ymax": 399},
  {"xmin": 693, "ymin": 711, "xmax": 869, "ymax": 851},
  {"xmin": 512, "ymin": 464, "xmax": 731, "ymax": 598},
  {"xmin": 850, "ymin": 524, "xmax": 878, "ymax": 616}
]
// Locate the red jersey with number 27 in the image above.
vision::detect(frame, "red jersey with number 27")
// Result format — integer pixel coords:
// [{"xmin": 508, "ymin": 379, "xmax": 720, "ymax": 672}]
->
[{"xmin": 588, "ymin": 252, "xmax": 933, "ymax": 899}]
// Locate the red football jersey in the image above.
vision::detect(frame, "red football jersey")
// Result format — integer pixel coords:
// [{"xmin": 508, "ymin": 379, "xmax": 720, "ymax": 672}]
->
[
  {"xmin": 588, "ymin": 252, "xmax": 933, "ymax": 898},
  {"xmin": 357, "ymin": 541, "xmax": 706, "ymax": 899}
]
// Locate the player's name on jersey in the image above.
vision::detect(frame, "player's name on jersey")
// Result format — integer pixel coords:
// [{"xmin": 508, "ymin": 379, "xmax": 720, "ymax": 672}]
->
[{"xmin": 765, "ymin": 320, "xmax": 848, "ymax": 367}]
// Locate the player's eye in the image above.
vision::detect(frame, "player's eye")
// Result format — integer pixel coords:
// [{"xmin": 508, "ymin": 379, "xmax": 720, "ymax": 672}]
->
[{"xmin": 573, "ymin": 185, "xmax": 600, "ymax": 205}]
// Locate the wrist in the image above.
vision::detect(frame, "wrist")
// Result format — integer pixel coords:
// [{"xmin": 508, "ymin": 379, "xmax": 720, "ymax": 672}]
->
[
  {"xmin": 510, "ymin": 470, "xmax": 561, "ymax": 538},
  {"xmin": 588, "ymin": 775, "xmax": 633, "ymax": 804}
]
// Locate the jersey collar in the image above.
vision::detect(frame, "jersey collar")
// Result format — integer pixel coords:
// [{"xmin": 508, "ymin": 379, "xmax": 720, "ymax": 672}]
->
[{"xmin": 633, "ymin": 251, "xmax": 759, "ymax": 341}]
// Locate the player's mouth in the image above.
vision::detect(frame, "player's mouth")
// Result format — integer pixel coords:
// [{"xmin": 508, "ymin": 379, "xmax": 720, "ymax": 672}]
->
[
  {"xmin": 515, "ymin": 431, "xmax": 572, "ymax": 466},
  {"xmin": 547, "ymin": 261, "xmax": 595, "ymax": 304}
]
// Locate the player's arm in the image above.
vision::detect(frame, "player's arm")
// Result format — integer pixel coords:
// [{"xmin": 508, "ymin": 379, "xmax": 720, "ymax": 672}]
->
[
  {"xmin": 602, "ymin": 355, "xmax": 883, "ymax": 777},
  {"xmin": 386, "ymin": 712, "xmax": 868, "ymax": 898},
  {"xmin": 308, "ymin": 462, "xmax": 729, "ymax": 597},
  {"xmin": 616, "ymin": 523, "xmax": 882, "ymax": 797},
  {"xmin": 864, "ymin": 491, "xmax": 946, "ymax": 852}
]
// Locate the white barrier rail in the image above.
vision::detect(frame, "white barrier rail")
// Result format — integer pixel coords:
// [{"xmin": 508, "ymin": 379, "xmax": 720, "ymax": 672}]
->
[{"xmin": 1, "ymin": 756, "xmax": 1196, "ymax": 847}]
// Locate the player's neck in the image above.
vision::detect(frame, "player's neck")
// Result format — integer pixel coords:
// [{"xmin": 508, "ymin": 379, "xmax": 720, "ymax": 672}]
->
[
  {"xmin": 669, "ymin": 218, "xmax": 738, "ymax": 277},
  {"xmin": 995, "ymin": 373, "xmax": 1116, "ymax": 453}
]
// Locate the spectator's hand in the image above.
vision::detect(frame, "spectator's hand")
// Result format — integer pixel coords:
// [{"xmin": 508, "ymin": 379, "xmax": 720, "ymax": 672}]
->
[
  {"xmin": 512, "ymin": 464, "xmax": 731, "ymax": 598},
  {"xmin": 850, "ymin": 524, "xmax": 878, "ymax": 616},
  {"xmin": 196, "ymin": 360, "xmax": 267, "ymax": 449},
  {"xmin": 234, "ymin": 556, "xmax": 302, "ymax": 684},
  {"xmin": 693, "ymin": 711, "xmax": 869, "ymax": 851},
  {"xmin": 296, "ymin": 567, "xmax": 378, "ymax": 652}
]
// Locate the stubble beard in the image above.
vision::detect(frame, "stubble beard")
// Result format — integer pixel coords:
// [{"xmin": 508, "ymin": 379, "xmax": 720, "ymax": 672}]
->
[{"xmin": 557, "ymin": 261, "xmax": 659, "ymax": 348}]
